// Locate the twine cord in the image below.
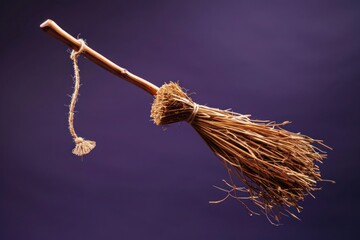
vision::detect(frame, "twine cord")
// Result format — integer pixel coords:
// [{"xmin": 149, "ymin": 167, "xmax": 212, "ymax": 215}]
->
[
  {"xmin": 68, "ymin": 39, "xmax": 96, "ymax": 156},
  {"xmin": 187, "ymin": 103, "xmax": 199, "ymax": 124}
]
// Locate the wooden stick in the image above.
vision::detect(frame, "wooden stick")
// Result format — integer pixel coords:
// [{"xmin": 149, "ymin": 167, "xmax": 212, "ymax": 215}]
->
[{"xmin": 40, "ymin": 19, "xmax": 159, "ymax": 96}]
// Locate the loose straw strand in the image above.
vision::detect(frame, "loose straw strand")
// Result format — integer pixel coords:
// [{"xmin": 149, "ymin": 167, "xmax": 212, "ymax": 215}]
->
[{"xmin": 68, "ymin": 39, "xmax": 96, "ymax": 156}]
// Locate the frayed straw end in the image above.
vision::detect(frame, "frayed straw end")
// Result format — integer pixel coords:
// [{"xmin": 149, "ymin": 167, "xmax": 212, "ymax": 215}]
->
[{"xmin": 72, "ymin": 137, "xmax": 96, "ymax": 156}]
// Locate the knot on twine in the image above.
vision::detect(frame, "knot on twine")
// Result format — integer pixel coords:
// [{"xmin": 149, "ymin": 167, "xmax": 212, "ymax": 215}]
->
[
  {"xmin": 68, "ymin": 39, "xmax": 96, "ymax": 157},
  {"xmin": 72, "ymin": 137, "xmax": 96, "ymax": 156},
  {"xmin": 187, "ymin": 103, "xmax": 199, "ymax": 124}
]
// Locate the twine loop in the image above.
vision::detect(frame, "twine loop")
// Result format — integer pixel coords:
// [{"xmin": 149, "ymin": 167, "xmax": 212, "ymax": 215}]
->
[
  {"xmin": 68, "ymin": 39, "xmax": 96, "ymax": 156},
  {"xmin": 187, "ymin": 103, "xmax": 199, "ymax": 124},
  {"xmin": 70, "ymin": 39, "xmax": 86, "ymax": 60}
]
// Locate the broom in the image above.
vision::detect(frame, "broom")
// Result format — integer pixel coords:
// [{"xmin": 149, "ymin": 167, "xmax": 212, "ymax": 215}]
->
[{"xmin": 40, "ymin": 19, "xmax": 332, "ymax": 223}]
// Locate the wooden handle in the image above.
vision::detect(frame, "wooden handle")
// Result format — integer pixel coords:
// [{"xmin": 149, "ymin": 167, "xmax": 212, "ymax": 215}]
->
[{"xmin": 40, "ymin": 19, "xmax": 159, "ymax": 96}]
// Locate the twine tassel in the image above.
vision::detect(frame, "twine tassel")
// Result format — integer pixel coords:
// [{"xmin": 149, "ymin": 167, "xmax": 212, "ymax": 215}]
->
[
  {"xmin": 68, "ymin": 39, "xmax": 96, "ymax": 156},
  {"xmin": 72, "ymin": 137, "xmax": 96, "ymax": 156}
]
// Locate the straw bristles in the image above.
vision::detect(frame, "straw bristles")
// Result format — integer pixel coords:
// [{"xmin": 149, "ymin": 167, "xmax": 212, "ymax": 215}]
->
[{"xmin": 151, "ymin": 82, "xmax": 331, "ymax": 223}]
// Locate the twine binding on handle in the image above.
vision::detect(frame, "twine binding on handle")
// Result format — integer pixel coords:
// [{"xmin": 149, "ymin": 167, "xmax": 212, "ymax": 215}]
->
[{"xmin": 68, "ymin": 39, "xmax": 96, "ymax": 156}]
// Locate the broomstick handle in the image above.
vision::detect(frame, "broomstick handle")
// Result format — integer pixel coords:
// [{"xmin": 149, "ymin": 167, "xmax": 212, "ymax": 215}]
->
[{"xmin": 40, "ymin": 19, "xmax": 160, "ymax": 96}]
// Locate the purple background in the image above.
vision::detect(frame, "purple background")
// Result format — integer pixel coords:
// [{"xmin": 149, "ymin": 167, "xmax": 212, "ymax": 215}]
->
[{"xmin": 1, "ymin": 0, "xmax": 359, "ymax": 239}]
